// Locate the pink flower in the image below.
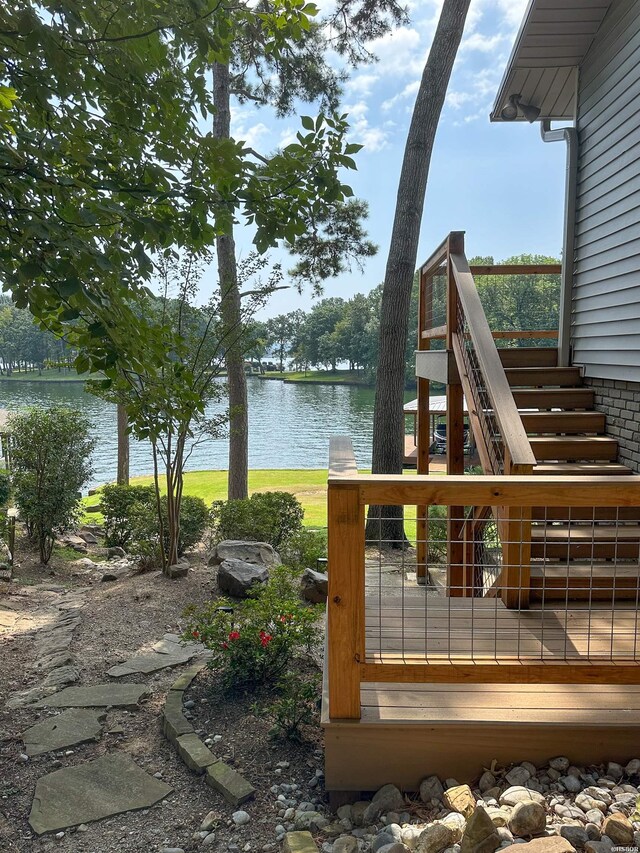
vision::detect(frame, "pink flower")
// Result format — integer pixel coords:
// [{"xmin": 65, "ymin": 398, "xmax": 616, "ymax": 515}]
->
[
  {"xmin": 259, "ymin": 630, "xmax": 272, "ymax": 647},
  {"xmin": 228, "ymin": 631, "xmax": 240, "ymax": 641}
]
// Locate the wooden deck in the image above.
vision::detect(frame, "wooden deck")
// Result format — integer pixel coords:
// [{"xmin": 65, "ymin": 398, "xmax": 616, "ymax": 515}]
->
[{"xmin": 322, "ymin": 590, "xmax": 640, "ymax": 793}]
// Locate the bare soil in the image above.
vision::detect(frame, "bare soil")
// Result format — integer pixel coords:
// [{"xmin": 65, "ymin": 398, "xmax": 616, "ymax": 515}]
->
[{"xmin": 0, "ymin": 536, "xmax": 325, "ymax": 853}]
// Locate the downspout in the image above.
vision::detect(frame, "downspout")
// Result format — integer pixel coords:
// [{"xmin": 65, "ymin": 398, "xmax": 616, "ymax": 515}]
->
[{"xmin": 540, "ymin": 119, "xmax": 578, "ymax": 367}]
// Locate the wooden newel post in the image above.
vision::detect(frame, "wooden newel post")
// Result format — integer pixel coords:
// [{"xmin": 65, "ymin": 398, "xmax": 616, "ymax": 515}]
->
[{"xmin": 327, "ymin": 483, "xmax": 365, "ymax": 720}]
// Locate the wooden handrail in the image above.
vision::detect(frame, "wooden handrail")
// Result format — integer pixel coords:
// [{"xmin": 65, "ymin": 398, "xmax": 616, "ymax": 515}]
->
[
  {"xmin": 422, "ymin": 329, "xmax": 558, "ymax": 341},
  {"xmin": 450, "ymin": 252, "xmax": 536, "ymax": 472},
  {"xmin": 420, "ymin": 234, "xmax": 452, "ymax": 276}
]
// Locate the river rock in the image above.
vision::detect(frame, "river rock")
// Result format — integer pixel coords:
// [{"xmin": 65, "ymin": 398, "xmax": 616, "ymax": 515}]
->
[
  {"xmin": 364, "ymin": 785, "xmax": 405, "ymax": 823},
  {"xmin": 601, "ymin": 814, "xmax": 634, "ymax": 846},
  {"xmin": 506, "ymin": 767, "xmax": 532, "ymax": 787},
  {"xmin": 560, "ymin": 827, "xmax": 589, "ymax": 849},
  {"xmin": 514, "ymin": 839, "xmax": 576, "ymax": 853},
  {"xmin": 479, "ymin": 772, "xmax": 497, "ymax": 793},
  {"xmin": 216, "ymin": 559, "xmax": 269, "ymax": 597},
  {"xmin": 107, "ymin": 546, "xmax": 126, "ymax": 558},
  {"xmin": 333, "ymin": 838, "xmax": 359, "ymax": 853},
  {"xmin": 300, "ymin": 568, "xmax": 328, "ymax": 603},
  {"xmin": 378, "ymin": 845, "xmax": 410, "ymax": 853},
  {"xmin": 209, "ymin": 541, "xmax": 279, "ymax": 567},
  {"xmin": 444, "ymin": 785, "xmax": 476, "ymax": 818},
  {"xmin": 442, "ymin": 813, "xmax": 466, "ymax": 840},
  {"xmin": 561, "ymin": 777, "xmax": 582, "ymax": 794},
  {"xmin": 509, "ymin": 802, "xmax": 546, "ymax": 838},
  {"xmin": 460, "ymin": 806, "xmax": 501, "ymax": 853},
  {"xmin": 501, "ymin": 788, "xmax": 546, "ymax": 808},
  {"xmin": 576, "ymin": 794, "xmax": 607, "ymax": 814},
  {"xmin": 420, "ymin": 776, "xmax": 445, "ymax": 803},
  {"xmin": 416, "ymin": 824, "xmax": 457, "ymax": 853}
]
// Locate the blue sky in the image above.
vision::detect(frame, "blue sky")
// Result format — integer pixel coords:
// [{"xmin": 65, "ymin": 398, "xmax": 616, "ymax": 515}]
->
[{"xmin": 208, "ymin": 0, "xmax": 568, "ymax": 318}]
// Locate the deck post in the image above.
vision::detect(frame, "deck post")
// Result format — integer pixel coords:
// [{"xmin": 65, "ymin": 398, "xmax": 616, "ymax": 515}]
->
[
  {"xmin": 446, "ymin": 233, "xmax": 466, "ymax": 596},
  {"xmin": 327, "ymin": 483, "xmax": 365, "ymax": 719},
  {"xmin": 500, "ymin": 454, "xmax": 532, "ymax": 608},
  {"xmin": 416, "ymin": 264, "xmax": 431, "ymax": 583}
]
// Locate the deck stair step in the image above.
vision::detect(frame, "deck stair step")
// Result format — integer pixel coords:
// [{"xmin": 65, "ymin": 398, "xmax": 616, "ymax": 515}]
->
[
  {"xmin": 529, "ymin": 435, "xmax": 618, "ymax": 462},
  {"xmin": 498, "ymin": 347, "xmax": 558, "ymax": 368},
  {"xmin": 530, "ymin": 525, "xmax": 640, "ymax": 560},
  {"xmin": 532, "ymin": 505, "xmax": 640, "ymax": 522},
  {"xmin": 532, "ymin": 462, "xmax": 633, "ymax": 476},
  {"xmin": 506, "ymin": 367, "xmax": 582, "ymax": 387},
  {"xmin": 530, "ymin": 564, "xmax": 640, "ymax": 601},
  {"xmin": 521, "ymin": 411, "xmax": 605, "ymax": 434},
  {"xmin": 512, "ymin": 388, "xmax": 595, "ymax": 409}
]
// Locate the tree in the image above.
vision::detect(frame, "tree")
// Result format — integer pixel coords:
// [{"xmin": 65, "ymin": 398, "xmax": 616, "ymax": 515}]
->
[
  {"xmin": 208, "ymin": 0, "xmax": 404, "ymax": 498},
  {"xmin": 9, "ymin": 407, "xmax": 95, "ymax": 563},
  {"xmin": 266, "ymin": 314, "xmax": 297, "ymax": 372},
  {"xmin": 368, "ymin": 0, "xmax": 471, "ymax": 543}
]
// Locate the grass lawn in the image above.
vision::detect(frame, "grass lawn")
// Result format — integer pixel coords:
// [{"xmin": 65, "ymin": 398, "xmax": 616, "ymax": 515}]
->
[
  {"xmin": 261, "ymin": 369, "xmax": 372, "ymax": 386},
  {"xmin": 128, "ymin": 469, "xmax": 330, "ymax": 527},
  {"xmin": 0, "ymin": 369, "xmax": 92, "ymax": 382}
]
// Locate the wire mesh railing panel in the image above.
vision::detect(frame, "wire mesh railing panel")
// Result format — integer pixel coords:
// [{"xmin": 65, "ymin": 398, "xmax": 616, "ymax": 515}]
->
[
  {"xmin": 363, "ymin": 507, "xmax": 640, "ymax": 665},
  {"xmin": 423, "ymin": 263, "xmax": 447, "ymax": 334}
]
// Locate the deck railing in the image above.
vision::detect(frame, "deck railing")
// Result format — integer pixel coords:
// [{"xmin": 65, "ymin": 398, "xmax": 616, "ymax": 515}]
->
[{"xmin": 327, "ymin": 437, "xmax": 640, "ymax": 720}]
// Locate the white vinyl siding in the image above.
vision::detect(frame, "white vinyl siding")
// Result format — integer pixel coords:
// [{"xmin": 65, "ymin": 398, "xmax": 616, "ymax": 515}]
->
[{"xmin": 573, "ymin": 0, "xmax": 640, "ymax": 380}]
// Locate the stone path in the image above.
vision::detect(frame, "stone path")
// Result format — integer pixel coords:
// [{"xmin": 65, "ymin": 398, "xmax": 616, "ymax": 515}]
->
[
  {"xmin": 32, "ymin": 682, "xmax": 150, "ymax": 709},
  {"xmin": 28, "ymin": 754, "xmax": 173, "ymax": 835},
  {"xmin": 22, "ymin": 708, "xmax": 105, "ymax": 757},
  {"xmin": 5, "ymin": 587, "xmax": 87, "ymax": 709},
  {"xmin": 106, "ymin": 632, "xmax": 210, "ymax": 677}
]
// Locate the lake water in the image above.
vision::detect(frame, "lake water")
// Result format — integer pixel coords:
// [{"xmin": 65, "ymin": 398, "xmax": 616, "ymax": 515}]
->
[{"xmin": 0, "ymin": 377, "xmax": 410, "ymax": 487}]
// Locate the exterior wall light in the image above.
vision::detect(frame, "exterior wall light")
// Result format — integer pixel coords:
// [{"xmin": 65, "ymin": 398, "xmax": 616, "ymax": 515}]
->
[{"xmin": 500, "ymin": 94, "xmax": 541, "ymax": 123}]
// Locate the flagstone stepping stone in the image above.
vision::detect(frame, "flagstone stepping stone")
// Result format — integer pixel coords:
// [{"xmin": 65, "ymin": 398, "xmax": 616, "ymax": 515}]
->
[
  {"xmin": 22, "ymin": 708, "xmax": 105, "ymax": 757},
  {"xmin": 29, "ymin": 753, "xmax": 172, "ymax": 834},
  {"xmin": 106, "ymin": 633, "xmax": 208, "ymax": 677},
  {"xmin": 33, "ymin": 683, "xmax": 150, "ymax": 709}
]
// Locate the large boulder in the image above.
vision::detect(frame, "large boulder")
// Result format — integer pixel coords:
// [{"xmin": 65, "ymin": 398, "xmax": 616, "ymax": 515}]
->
[
  {"xmin": 209, "ymin": 541, "xmax": 279, "ymax": 568},
  {"xmin": 217, "ymin": 559, "xmax": 269, "ymax": 598},
  {"xmin": 300, "ymin": 568, "xmax": 328, "ymax": 603}
]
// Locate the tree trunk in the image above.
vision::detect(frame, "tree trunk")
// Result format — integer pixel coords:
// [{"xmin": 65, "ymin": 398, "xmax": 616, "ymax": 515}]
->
[
  {"xmin": 213, "ymin": 61, "xmax": 249, "ymax": 500},
  {"xmin": 116, "ymin": 403, "xmax": 129, "ymax": 486},
  {"xmin": 367, "ymin": 0, "xmax": 470, "ymax": 545}
]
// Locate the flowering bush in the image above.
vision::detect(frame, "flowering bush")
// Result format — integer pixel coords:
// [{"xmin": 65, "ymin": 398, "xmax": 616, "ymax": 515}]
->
[{"xmin": 184, "ymin": 565, "xmax": 319, "ymax": 691}]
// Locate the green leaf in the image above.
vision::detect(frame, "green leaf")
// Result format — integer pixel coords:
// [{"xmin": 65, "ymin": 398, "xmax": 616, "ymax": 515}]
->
[{"xmin": 300, "ymin": 115, "xmax": 315, "ymax": 131}]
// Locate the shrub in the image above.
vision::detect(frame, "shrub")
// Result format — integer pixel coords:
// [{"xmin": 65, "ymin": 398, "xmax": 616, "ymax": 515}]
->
[
  {"xmin": 0, "ymin": 471, "xmax": 10, "ymax": 508},
  {"xmin": 279, "ymin": 527, "xmax": 327, "ymax": 572},
  {"xmin": 174, "ymin": 494, "xmax": 209, "ymax": 554},
  {"xmin": 210, "ymin": 491, "xmax": 304, "ymax": 549},
  {"xmin": 9, "ymin": 407, "xmax": 95, "ymax": 564},
  {"xmin": 265, "ymin": 670, "xmax": 321, "ymax": 741},
  {"xmin": 184, "ymin": 565, "xmax": 318, "ymax": 691},
  {"xmin": 427, "ymin": 505, "xmax": 448, "ymax": 561},
  {"xmin": 100, "ymin": 484, "xmax": 156, "ymax": 548}
]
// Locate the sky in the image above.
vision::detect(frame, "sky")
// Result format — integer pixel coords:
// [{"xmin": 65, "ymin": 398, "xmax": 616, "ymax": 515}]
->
[{"xmin": 203, "ymin": 0, "xmax": 568, "ymax": 319}]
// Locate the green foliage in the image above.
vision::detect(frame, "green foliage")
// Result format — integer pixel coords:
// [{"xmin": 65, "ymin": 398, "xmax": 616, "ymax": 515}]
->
[
  {"xmin": 100, "ymin": 484, "xmax": 156, "ymax": 548},
  {"xmin": 173, "ymin": 495, "xmax": 210, "ymax": 554},
  {"xmin": 210, "ymin": 491, "xmax": 304, "ymax": 549},
  {"xmin": 426, "ymin": 505, "xmax": 448, "ymax": 562},
  {"xmin": 185, "ymin": 565, "xmax": 318, "ymax": 691},
  {"xmin": 9, "ymin": 407, "xmax": 95, "ymax": 564},
  {"xmin": 265, "ymin": 670, "xmax": 321, "ymax": 741},
  {"xmin": 279, "ymin": 528, "xmax": 327, "ymax": 572},
  {"xmin": 0, "ymin": 471, "xmax": 10, "ymax": 507}
]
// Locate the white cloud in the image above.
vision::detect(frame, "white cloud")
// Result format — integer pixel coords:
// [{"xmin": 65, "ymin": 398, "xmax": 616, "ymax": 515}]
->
[
  {"xmin": 381, "ymin": 80, "xmax": 421, "ymax": 112},
  {"xmin": 345, "ymin": 101, "xmax": 390, "ymax": 152}
]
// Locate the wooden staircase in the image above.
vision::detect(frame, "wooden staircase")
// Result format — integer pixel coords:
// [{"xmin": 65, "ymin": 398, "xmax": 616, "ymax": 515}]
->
[{"xmin": 497, "ymin": 346, "xmax": 640, "ymax": 602}]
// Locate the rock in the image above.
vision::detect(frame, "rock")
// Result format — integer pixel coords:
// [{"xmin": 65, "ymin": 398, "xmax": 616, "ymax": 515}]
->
[
  {"xmin": 166, "ymin": 563, "xmax": 189, "ymax": 579},
  {"xmin": 42, "ymin": 664, "xmax": 80, "ymax": 690},
  {"xmin": 421, "ymin": 776, "xmax": 445, "ymax": 803},
  {"xmin": 79, "ymin": 530, "xmax": 98, "ymax": 545},
  {"xmin": 485, "ymin": 809, "xmax": 512, "ymax": 828},
  {"xmin": 506, "ymin": 767, "xmax": 532, "ymax": 788},
  {"xmin": 561, "ymin": 777, "xmax": 582, "ymax": 794},
  {"xmin": 625, "ymin": 758, "xmax": 640, "ymax": 776},
  {"xmin": 576, "ymin": 794, "xmax": 607, "ymax": 814},
  {"xmin": 205, "ymin": 761, "xmax": 255, "ymax": 806},
  {"xmin": 601, "ymin": 814, "xmax": 634, "ymax": 846},
  {"xmin": 283, "ymin": 832, "xmax": 319, "ymax": 853},
  {"xmin": 606, "ymin": 764, "xmax": 623, "ymax": 782},
  {"xmin": 233, "ymin": 811, "xmax": 251, "ymax": 826},
  {"xmin": 442, "ymin": 813, "xmax": 467, "ymax": 840},
  {"xmin": 22, "ymin": 709, "xmax": 104, "ymax": 757},
  {"xmin": 444, "ymin": 785, "xmax": 476, "ymax": 819},
  {"xmin": 515, "ymin": 841, "xmax": 576, "ymax": 853},
  {"xmin": 584, "ymin": 843, "xmax": 612, "ymax": 853},
  {"xmin": 217, "ymin": 559, "xmax": 269, "ymax": 597},
  {"xmin": 28, "ymin": 754, "xmax": 172, "ymax": 834},
  {"xmin": 501, "ymin": 788, "xmax": 545, "ymax": 808},
  {"xmin": 460, "ymin": 806, "xmax": 501, "ymax": 853},
  {"xmin": 294, "ymin": 812, "xmax": 328, "ymax": 832},
  {"xmin": 333, "ymin": 839, "xmax": 358, "ymax": 853},
  {"xmin": 508, "ymin": 802, "xmax": 546, "ymax": 838},
  {"xmin": 583, "ymin": 789, "xmax": 612, "ymax": 807},
  {"xmin": 560, "ymin": 828, "xmax": 589, "ymax": 849},
  {"xmin": 107, "ymin": 633, "xmax": 206, "ymax": 677},
  {"xmin": 378, "ymin": 845, "xmax": 411, "ymax": 853},
  {"xmin": 210, "ymin": 541, "xmax": 280, "ymax": 567},
  {"xmin": 584, "ymin": 811, "xmax": 603, "ymax": 827},
  {"xmin": 479, "ymin": 773, "xmax": 497, "ymax": 794},
  {"xmin": 416, "ymin": 824, "xmax": 457, "ymax": 853},
  {"xmin": 300, "ymin": 568, "xmax": 328, "ymax": 604},
  {"xmin": 107, "ymin": 546, "xmax": 126, "ymax": 558},
  {"xmin": 363, "ymin": 784, "xmax": 405, "ymax": 824},
  {"xmin": 32, "ymin": 683, "xmax": 149, "ymax": 709},
  {"xmin": 585, "ymin": 825, "xmax": 601, "ymax": 841}
]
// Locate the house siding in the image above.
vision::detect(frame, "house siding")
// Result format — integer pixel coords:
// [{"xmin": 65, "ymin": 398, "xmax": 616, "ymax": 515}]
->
[
  {"xmin": 573, "ymin": 0, "xmax": 640, "ymax": 382},
  {"xmin": 584, "ymin": 377, "xmax": 640, "ymax": 471}
]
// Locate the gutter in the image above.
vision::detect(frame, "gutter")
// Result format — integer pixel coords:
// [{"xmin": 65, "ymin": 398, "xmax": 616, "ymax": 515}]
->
[{"xmin": 540, "ymin": 120, "xmax": 578, "ymax": 368}]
